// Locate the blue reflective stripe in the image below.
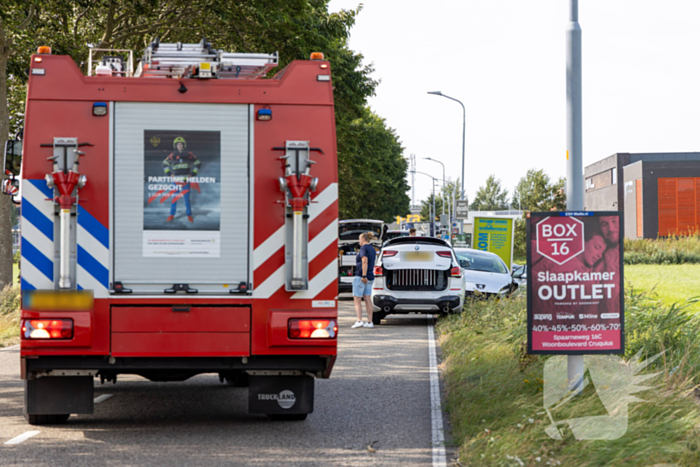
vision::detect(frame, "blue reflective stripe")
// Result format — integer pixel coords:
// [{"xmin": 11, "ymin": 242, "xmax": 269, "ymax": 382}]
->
[
  {"xmin": 21, "ymin": 277, "xmax": 36, "ymax": 290},
  {"xmin": 77, "ymin": 245, "xmax": 108, "ymax": 288},
  {"xmin": 22, "ymin": 239, "xmax": 54, "ymax": 281},
  {"xmin": 77, "ymin": 284, "xmax": 84, "ymax": 290},
  {"xmin": 27, "ymin": 179, "xmax": 54, "ymax": 200},
  {"xmin": 22, "ymin": 200, "xmax": 54, "ymax": 241},
  {"xmin": 77, "ymin": 206, "xmax": 109, "ymax": 249}
]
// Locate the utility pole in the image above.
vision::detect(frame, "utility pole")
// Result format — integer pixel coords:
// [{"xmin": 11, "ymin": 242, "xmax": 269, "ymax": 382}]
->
[
  {"xmin": 410, "ymin": 154, "xmax": 416, "ymax": 208},
  {"xmin": 567, "ymin": 0, "xmax": 584, "ymax": 393}
]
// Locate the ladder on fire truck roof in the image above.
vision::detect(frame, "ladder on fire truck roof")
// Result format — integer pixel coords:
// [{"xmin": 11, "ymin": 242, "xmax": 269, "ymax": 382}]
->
[{"xmin": 133, "ymin": 38, "xmax": 278, "ymax": 79}]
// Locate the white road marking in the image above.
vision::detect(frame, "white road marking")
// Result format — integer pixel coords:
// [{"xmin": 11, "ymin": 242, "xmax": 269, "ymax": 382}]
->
[
  {"xmin": 4, "ymin": 431, "xmax": 40, "ymax": 445},
  {"xmin": 94, "ymin": 394, "xmax": 113, "ymax": 404},
  {"xmin": 426, "ymin": 315, "xmax": 447, "ymax": 467},
  {"xmin": 0, "ymin": 344, "xmax": 19, "ymax": 352}
]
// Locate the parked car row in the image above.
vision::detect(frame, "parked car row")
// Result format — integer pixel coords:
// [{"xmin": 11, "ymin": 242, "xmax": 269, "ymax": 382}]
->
[{"xmin": 338, "ymin": 221, "xmax": 525, "ymax": 325}]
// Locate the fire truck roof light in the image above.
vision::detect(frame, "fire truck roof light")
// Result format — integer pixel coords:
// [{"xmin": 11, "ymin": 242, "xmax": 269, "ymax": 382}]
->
[
  {"xmin": 93, "ymin": 102, "xmax": 108, "ymax": 116},
  {"xmin": 257, "ymin": 108, "xmax": 272, "ymax": 121},
  {"xmin": 37, "ymin": 46, "xmax": 52, "ymax": 54},
  {"xmin": 34, "ymin": 57, "xmax": 42, "ymax": 63},
  {"xmin": 310, "ymin": 52, "xmax": 324, "ymax": 60}
]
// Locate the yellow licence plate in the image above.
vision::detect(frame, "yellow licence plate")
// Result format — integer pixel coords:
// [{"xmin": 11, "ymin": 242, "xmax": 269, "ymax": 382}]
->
[
  {"xmin": 403, "ymin": 251, "xmax": 434, "ymax": 262},
  {"xmin": 23, "ymin": 290, "xmax": 94, "ymax": 311}
]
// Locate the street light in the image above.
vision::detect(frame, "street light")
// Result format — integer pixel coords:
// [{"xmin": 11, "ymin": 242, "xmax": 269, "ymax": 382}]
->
[
  {"xmin": 427, "ymin": 91, "xmax": 466, "ymax": 201},
  {"xmin": 413, "ymin": 170, "xmax": 441, "ymax": 236}
]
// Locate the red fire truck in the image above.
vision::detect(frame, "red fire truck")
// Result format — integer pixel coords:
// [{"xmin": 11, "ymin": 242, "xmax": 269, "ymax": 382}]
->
[{"xmin": 3, "ymin": 40, "xmax": 339, "ymax": 424}]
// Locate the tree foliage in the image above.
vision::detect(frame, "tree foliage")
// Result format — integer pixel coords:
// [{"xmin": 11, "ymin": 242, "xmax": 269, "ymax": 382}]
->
[
  {"xmin": 0, "ymin": 0, "xmax": 410, "ymax": 284},
  {"xmin": 419, "ymin": 179, "xmax": 462, "ymax": 221},
  {"xmin": 511, "ymin": 168, "xmax": 566, "ymax": 212},
  {"xmin": 470, "ymin": 175, "xmax": 509, "ymax": 211}
]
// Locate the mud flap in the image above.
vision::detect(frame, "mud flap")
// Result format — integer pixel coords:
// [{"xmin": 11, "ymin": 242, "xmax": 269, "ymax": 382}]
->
[
  {"xmin": 248, "ymin": 375, "xmax": 314, "ymax": 415},
  {"xmin": 25, "ymin": 376, "xmax": 94, "ymax": 415}
]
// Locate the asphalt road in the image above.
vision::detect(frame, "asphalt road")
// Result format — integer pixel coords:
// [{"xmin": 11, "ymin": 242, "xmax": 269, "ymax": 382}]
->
[{"xmin": 0, "ymin": 299, "xmax": 452, "ymax": 466}]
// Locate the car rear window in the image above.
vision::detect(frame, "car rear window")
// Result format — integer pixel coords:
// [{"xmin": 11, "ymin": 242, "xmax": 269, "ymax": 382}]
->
[{"xmin": 456, "ymin": 252, "xmax": 508, "ymax": 274}]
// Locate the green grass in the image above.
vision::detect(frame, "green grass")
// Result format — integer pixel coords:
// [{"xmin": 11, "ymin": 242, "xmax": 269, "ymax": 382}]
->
[
  {"xmin": 438, "ymin": 289, "xmax": 700, "ymax": 466},
  {"xmin": 0, "ymin": 285, "xmax": 20, "ymax": 348},
  {"xmin": 625, "ymin": 264, "xmax": 700, "ymax": 309}
]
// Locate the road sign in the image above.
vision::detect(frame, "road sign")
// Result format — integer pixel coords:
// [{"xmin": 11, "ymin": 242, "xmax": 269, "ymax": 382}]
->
[
  {"xmin": 535, "ymin": 216, "xmax": 584, "ymax": 265},
  {"xmin": 455, "ymin": 200, "xmax": 469, "ymax": 219}
]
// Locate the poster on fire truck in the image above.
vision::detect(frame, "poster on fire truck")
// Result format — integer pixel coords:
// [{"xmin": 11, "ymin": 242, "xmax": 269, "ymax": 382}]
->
[
  {"xmin": 142, "ymin": 130, "xmax": 221, "ymax": 257},
  {"xmin": 527, "ymin": 212, "xmax": 624, "ymax": 355}
]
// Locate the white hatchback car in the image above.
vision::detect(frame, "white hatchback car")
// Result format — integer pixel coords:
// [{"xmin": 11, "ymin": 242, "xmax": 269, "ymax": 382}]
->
[
  {"xmin": 371, "ymin": 237, "xmax": 465, "ymax": 324},
  {"xmin": 454, "ymin": 248, "xmax": 515, "ymax": 298}
]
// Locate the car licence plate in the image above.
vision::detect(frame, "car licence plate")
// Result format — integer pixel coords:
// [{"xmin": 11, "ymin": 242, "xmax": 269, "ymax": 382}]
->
[{"xmin": 402, "ymin": 251, "xmax": 433, "ymax": 262}]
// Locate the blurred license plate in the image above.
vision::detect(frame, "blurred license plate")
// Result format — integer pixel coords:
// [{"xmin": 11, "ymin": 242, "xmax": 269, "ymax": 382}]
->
[
  {"xmin": 403, "ymin": 251, "xmax": 433, "ymax": 262},
  {"xmin": 23, "ymin": 290, "xmax": 94, "ymax": 311}
]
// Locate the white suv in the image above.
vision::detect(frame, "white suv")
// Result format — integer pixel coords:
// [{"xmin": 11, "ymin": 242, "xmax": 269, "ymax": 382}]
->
[{"xmin": 371, "ymin": 237, "xmax": 465, "ymax": 324}]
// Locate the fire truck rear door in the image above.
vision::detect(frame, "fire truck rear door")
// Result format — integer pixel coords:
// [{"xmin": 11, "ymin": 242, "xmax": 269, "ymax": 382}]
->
[{"xmin": 112, "ymin": 102, "xmax": 252, "ymax": 294}]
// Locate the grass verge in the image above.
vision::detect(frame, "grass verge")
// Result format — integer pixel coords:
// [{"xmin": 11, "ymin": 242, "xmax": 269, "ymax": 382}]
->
[
  {"xmin": 438, "ymin": 290, "xmax": 700, "ymax": 466},
  {"xmin": 625, "ymin": 264, "xmax": 700, "ymax": 310},
  {"xmin": 625, "ymin": 235, "xmax": 700, "ymax": 264},
  {"xmin": 0, "ymin": 285, "xmax": 20, "ymax": 348}
]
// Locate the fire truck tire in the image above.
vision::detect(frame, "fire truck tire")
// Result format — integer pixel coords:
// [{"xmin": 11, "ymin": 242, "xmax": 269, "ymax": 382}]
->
[
  {"xmin": 372, "ymin": 313, "xmax": 385, "ymax": 325},
  {"xmin": 225, "ymin": 373, "xmax": 250, "ymax": 387},
  {"xmin": 26, "ymin": 414, "xmax": 70, "ymax": 425},
  {"xmin": 267, "ymin": 413, "xmax": 308, "ymax": 421}
]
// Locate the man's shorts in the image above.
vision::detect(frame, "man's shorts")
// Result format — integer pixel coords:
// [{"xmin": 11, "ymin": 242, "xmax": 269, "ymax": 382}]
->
[{"xmin": 352, "ymin": 276, "xmax": 374, "ymax": 297}]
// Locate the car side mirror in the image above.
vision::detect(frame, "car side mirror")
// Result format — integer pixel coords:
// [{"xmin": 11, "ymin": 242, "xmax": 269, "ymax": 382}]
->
[
  {"xmin": 1, "ymin": 178, "xmax": 19, "ymax": 197},
  {"xmin": 459, "ymin": 259, "xmax": 470, "ymax": 268},
  {"xmin": 4, "ymin": 139, "xmax": 22, "ymax": 177}
]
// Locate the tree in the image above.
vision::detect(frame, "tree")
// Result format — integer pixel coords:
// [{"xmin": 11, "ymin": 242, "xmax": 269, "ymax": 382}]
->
[
  {"xmin": 511, "ymin": 169, "xmax": 566, "ymax": 212},
  {"xmin": 511, "ymin": 169, "xmax": 566, "ymax": 260},
  {"xmin": 1, "ymin": 1, "xmax": 411, "ymax": 284},
  {"xmin": 419, "ymin": 179, "xmax": 462, "ymax": 221},
  {"xmin": 338, "ymin": 108, "xmax": 410, "ymax": 222},
  {"xmin": 471, "ymin": 175, "xmax": 509, "ymax": 211}
]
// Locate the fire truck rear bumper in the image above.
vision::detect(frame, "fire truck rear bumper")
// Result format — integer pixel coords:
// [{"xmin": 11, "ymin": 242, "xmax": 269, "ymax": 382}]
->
[{"xmin": 23, "ymin": 355, "xmax": 335, "ymax": 379}]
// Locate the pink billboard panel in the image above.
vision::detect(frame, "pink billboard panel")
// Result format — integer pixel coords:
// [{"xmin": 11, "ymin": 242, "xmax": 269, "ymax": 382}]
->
[{"xmin": 527, "ymin": 212, "xmax": 624, "ymax": 355}]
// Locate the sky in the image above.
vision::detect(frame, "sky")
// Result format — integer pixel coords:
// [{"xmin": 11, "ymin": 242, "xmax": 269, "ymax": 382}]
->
[{"xmin": 327, "ymin": 0, "xmax": 700, "ymax": 207}]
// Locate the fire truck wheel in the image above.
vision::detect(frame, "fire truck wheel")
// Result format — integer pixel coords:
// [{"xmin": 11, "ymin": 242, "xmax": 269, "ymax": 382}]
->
[
  {"xmin": 225, "ymin": 373, "xmax": 250, "ymax": 387},
  {"xmin": 26, "ymin": 414, "xmax": 70, "ymax": 425},
  {"xmin": 372, "ymin": 313, "xmax": 385, "ymax": 325},
  {"xmin": 267, "ymin": 413, "xmax": 308, "ymax": 421}
]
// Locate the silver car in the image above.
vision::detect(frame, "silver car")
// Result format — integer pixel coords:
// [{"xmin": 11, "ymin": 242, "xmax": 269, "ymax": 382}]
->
[{"xmin": 454, "ymin": 248, "xmax": 515, "ymax": 298}]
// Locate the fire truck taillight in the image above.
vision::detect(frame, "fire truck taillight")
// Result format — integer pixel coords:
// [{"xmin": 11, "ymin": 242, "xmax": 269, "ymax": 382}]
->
[
  {"xmin": 21, "ymin": 319, "xmax": 73, "ymax": 340},
  {"xmin": 288, "ymin": 319, "xmax": 337, "ymax": 339}
]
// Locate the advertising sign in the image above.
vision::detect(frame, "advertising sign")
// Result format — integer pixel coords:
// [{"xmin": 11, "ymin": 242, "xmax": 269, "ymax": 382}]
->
[
  {"xmin": 471, "ymin": 216, "xmax": 514, "ymax": 270},
  {"xmin": 527, "ymin": 212, "xmax": 624, "ymax": 355},
  {"xmin": 143, "ymin": 130, "xmax": 221, "ymax": 257},
  {"xmin": 455, "ymin": 200, "xmax": 469, "ymax": 219}
]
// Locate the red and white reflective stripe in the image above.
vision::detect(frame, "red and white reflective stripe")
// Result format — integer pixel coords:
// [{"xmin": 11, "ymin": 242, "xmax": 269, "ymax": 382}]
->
[{"xmin": 253, "ymin": 183, "xmax": 338, "ymax": 299}]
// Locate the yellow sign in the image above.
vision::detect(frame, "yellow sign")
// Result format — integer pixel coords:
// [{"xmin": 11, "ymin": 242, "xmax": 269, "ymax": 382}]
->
[
  {"xmin": 396, "ymin": 214, "xmax": 422, "ymax": 223},
  {"xmin": 472, "ymin": 216, "xmax": 514, "ymax": 270}
]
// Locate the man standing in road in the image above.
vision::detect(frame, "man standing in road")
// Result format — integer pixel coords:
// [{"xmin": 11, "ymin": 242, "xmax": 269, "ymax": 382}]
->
[
  {"xmin": 163, "ymin": 136, "xmax": 201, "ymax": 223},
  {"xmin": 409, "ymin": 228, "xmax": 417, "ymax": 236},
  {"xmin": 351, "ymin": 232, "xmax": 377, "ymax": 328}
]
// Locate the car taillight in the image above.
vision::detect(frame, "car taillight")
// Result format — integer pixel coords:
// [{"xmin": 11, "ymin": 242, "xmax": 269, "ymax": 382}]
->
[
  {"xmin": 21, "ymin": 319, "xmax": 73, "ymax": 339},
  {"xmin": 436, "ymin": 251, "xmax": 452, "ymax": 258},
  {"xmin": 382, "ymin": 250, "xmax": 398, "ymax": 257},
  {"xmin": 373, "ymin": 266, "xmax": 384, "ymax": 277},
  {"xmin": 288, "ymin": 319, "xmax": 337, "ymax": 339},
  {"xmin": 450, "ymin": 267, "xmax": 462, "ymax": 278}
]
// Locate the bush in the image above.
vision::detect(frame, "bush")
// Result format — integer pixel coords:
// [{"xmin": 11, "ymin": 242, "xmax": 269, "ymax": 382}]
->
[
  {"xmin": 0, "ymin": 285, "xmax": 20, "ymax": 347},
  {"xmin": 625, "ymin": 235, "xmax": 700, "ymax": 265}
]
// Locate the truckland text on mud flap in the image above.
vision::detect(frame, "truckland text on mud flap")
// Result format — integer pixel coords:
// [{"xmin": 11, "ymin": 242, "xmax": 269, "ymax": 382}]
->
[{"xmin": 4, "ymin": 41, "xmax": 339, "ymax": 424}]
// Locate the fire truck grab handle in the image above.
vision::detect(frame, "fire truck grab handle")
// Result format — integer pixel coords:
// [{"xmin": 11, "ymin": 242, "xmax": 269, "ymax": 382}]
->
[{"xmin": 172, "ymin": 306, "xmax": 191, "ymax": 312}]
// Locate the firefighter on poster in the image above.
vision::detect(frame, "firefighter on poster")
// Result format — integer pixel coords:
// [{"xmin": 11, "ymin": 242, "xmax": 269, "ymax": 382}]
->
[{"xmin": 162, "ymin": 136, "xmax": 200, "ymax": 223}]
